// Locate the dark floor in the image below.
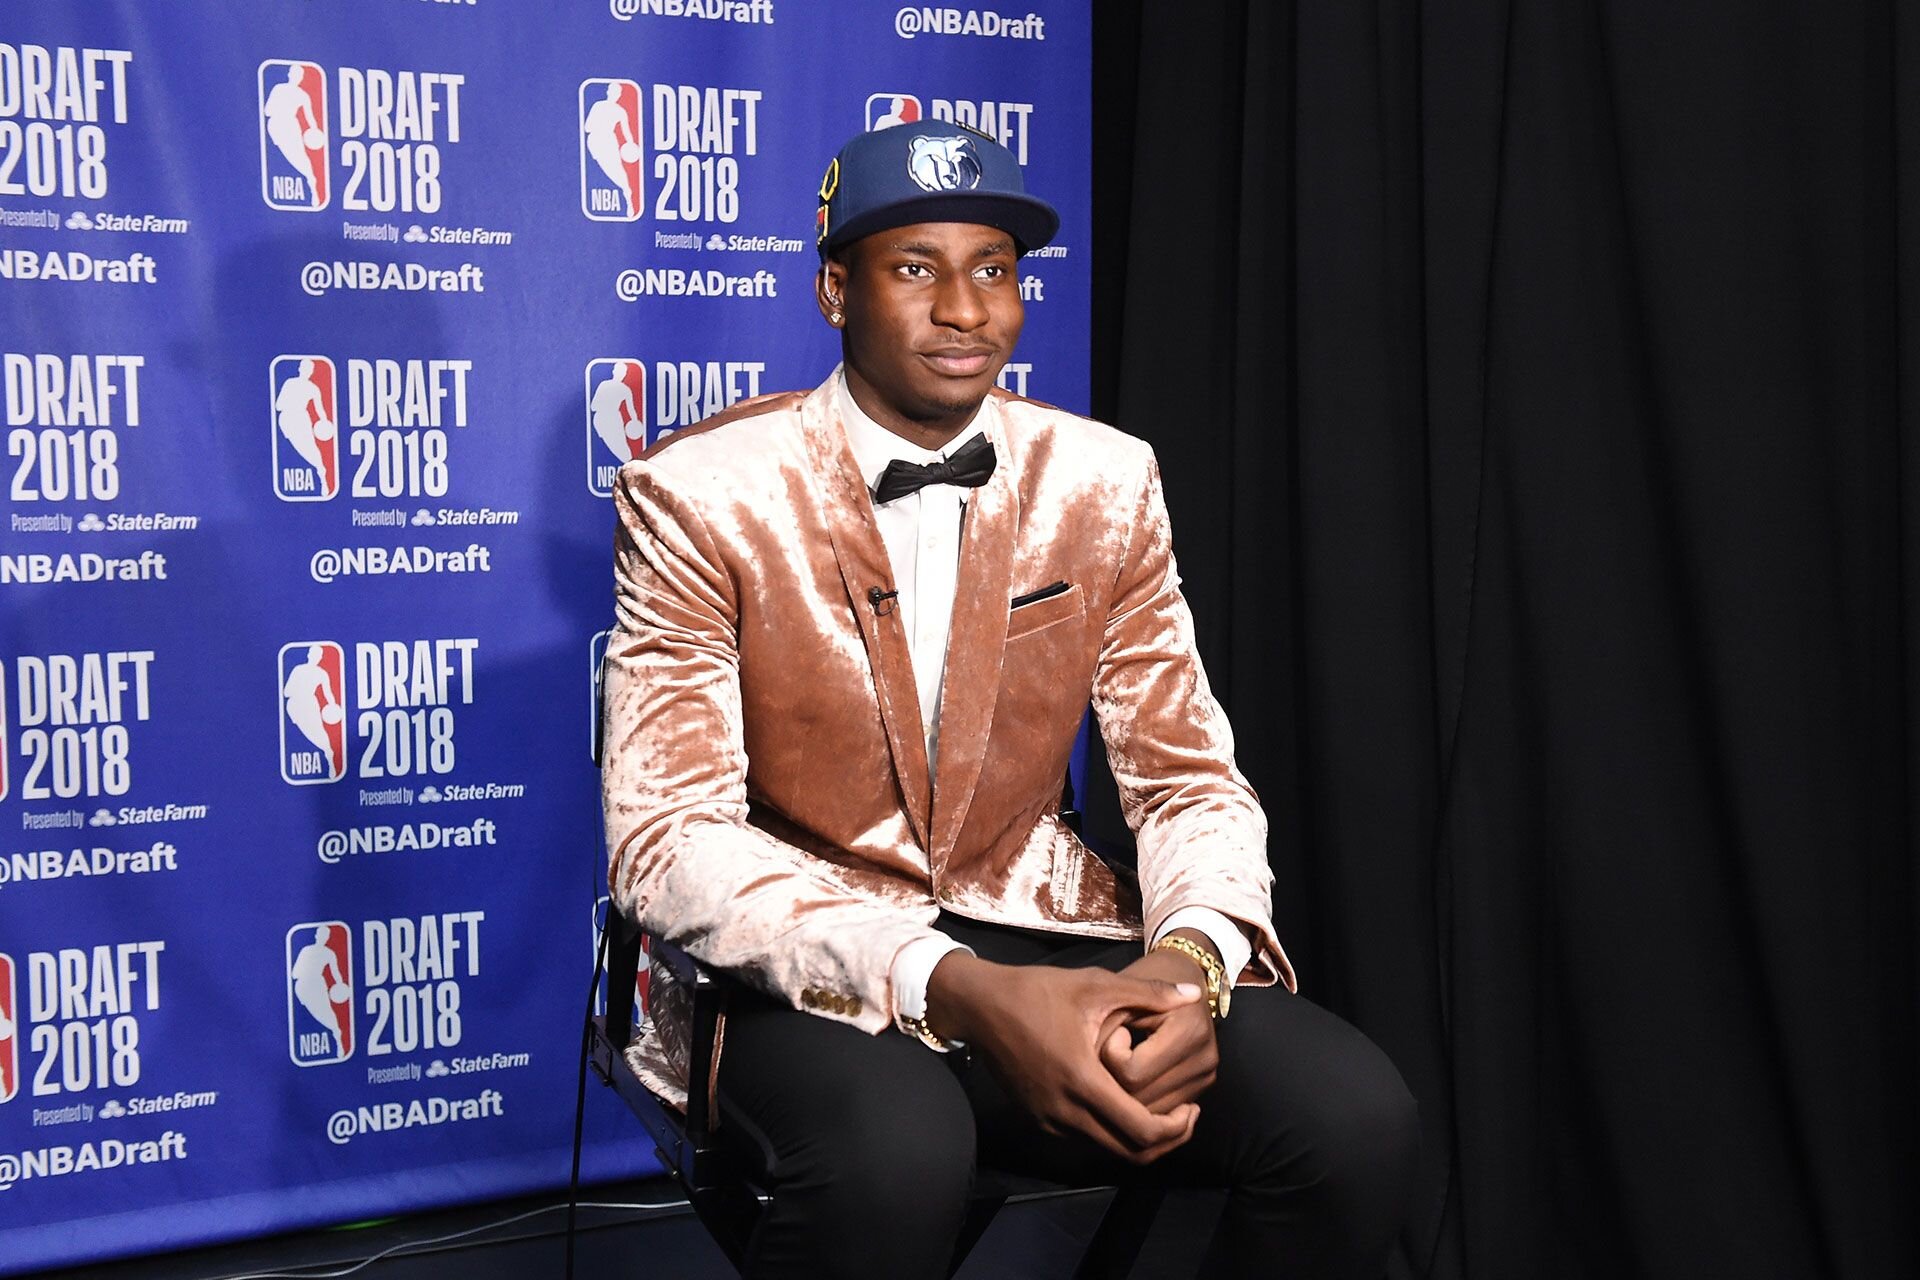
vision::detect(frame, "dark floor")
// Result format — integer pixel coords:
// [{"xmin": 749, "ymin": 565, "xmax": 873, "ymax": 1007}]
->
[{"xmin": 50, "ymin": 1178, "xmax": 1224, "ymax": 1280}]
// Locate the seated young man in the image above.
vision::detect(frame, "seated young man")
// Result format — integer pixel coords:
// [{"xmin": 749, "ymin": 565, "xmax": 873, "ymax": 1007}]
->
[{"xmin": 602, "ymin": 121, "xmax": 1418, "ymax": 1279}]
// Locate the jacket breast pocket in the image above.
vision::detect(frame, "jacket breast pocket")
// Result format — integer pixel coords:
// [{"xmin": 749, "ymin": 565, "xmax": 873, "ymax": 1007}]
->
[{"xmin": 1006, "ymin": 582, "xmax": 1084, "ymax": 641}]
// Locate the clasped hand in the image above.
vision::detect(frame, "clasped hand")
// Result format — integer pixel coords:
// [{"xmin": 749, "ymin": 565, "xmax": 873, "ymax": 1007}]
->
[{"xmin": 924, "ymin": 940, "xmax": 1220, "ymax": 1164}]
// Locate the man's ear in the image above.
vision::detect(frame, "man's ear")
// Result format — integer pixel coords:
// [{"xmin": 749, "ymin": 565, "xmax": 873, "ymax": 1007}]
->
[{"xmin": 816, "ymin": 257, "xmax": 850, "ymax": 325}]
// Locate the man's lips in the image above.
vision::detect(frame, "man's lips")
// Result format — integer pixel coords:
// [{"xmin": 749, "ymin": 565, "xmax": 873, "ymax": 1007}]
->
[{"xmin": 921, "ymin": 349, "xmax": 996, "ymax": 377}]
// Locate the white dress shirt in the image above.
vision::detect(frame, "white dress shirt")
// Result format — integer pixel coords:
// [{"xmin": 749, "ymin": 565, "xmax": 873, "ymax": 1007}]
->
[{"xmin": 833, "ymin": 371, "xmax": 1252, "ymax": 1038}]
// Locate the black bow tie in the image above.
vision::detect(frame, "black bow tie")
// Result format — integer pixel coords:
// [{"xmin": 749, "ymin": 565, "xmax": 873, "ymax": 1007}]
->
[{"xmin": 871, "ymin": 434, "xmax": 997, "ymax": 505}]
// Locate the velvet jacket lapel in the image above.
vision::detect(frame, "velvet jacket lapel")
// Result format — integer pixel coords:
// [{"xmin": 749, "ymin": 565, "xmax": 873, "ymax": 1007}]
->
[
  {"xmin": 930, "ymin": 400, "xmax": 1016, "ymax": 867},
  {"xmin": 797, "ymin": 381, "xmax": 1019, "ymax": 864},
  {"xmin": 800, "ymin": 384, "xmax": 934, "ymax": 849}
]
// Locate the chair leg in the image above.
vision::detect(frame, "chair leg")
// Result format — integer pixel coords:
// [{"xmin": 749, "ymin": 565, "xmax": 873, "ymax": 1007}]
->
[
  {"xmin": 1071, "ymin": 1185, "xmax": 1164, "ymax": 1280},
  {"xmin": 947, "ymin": 1194, "xmax": 1007, "ymax": 1276},
  {"xmin": 687, "ymin": 1181, "xmax": 765, "ymax": 1275}
]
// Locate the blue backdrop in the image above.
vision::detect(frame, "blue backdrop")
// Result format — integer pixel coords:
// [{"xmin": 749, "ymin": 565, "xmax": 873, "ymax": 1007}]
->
[{"xmin": 0, "ymin": 2, "xmax": 1089, "ymax": 1272}]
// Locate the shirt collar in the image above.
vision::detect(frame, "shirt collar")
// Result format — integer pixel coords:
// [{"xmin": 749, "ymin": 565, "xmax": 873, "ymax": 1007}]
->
[{"xmin": 836, "ymin": 366, "xmax": 989, "ymax": 494}]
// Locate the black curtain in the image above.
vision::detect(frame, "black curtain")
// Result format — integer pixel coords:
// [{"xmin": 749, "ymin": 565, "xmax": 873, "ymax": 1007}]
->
[{"xmin": 1088, "ymin": 4, "xmax": 1919, "ymax": 1277}]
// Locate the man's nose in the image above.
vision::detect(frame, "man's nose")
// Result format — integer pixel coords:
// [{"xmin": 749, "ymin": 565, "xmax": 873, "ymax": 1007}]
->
[{"xmin": 929, "ymin": 275, "xmax": 989, "ymax": 330}]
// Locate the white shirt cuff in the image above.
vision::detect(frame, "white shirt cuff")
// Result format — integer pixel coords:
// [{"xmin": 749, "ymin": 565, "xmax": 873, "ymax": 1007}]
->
[
  {"xmin": 890, "ymin": 934, "xmax": 973, "ymax": 1022},
  {"xmin": 1151, "ymin": 907, "xmax": 1254, "ymax": 989}
]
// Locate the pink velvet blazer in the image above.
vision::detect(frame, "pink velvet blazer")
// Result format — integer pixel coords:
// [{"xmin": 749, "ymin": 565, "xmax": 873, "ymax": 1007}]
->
[{"xmin": 602, "ymin": 373, "xmax": 1294, "ymax": 1048}]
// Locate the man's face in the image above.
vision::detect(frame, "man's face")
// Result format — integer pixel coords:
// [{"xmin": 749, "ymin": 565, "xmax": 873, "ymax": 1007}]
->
[{"xmin": 822, "ymin": 220, "xmax": 1024, "ymax": 435}]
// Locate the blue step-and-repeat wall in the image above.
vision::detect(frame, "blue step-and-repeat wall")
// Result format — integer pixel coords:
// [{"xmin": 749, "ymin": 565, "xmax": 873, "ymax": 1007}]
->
[{"xmin": 0, "ymin": 2, "xmax": 1089, "ymax": 1272}]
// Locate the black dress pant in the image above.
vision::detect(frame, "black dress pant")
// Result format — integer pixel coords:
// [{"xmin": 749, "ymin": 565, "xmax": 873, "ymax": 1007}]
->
[{"xmin": 713, "ymin": 914, "xmax": 1420, "ymax": 1279}]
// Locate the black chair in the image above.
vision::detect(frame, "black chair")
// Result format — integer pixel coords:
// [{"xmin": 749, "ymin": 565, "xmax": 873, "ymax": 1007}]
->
[
  {"xmin": 587, "ymin": 674, "xmax": 1162, "ymax": 1276},
  {"xmin": 588, "ymin": 911, "xmax": 1165, "ymax": 1278}
]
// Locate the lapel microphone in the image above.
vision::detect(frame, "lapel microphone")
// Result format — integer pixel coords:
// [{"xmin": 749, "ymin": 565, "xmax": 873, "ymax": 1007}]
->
[{"xmin": 867, "ymin": 586, "xmax": 899, "ymax": 616}]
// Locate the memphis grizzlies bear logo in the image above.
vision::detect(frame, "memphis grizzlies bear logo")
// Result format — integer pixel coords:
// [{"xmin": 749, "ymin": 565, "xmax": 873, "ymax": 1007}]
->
[{"xmin": 907, "ymin": 136, "xmax": 983, "ymax": 194}]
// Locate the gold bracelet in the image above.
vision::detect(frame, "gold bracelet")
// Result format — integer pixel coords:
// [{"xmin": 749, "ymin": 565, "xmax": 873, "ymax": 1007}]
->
[
  {"xmin": 896, "ymin": 1013, "xmax": 960, "ymax": 1052},
  {"xmin": 1152, "ymin": 935, "xmax": 1230, "ymax": 1020}
]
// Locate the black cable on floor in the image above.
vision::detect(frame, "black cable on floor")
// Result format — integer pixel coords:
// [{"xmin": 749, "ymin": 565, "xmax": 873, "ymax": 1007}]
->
[{"xmin": 182, "ymin": 1196, "xmax": 691, "ymax": 1280}]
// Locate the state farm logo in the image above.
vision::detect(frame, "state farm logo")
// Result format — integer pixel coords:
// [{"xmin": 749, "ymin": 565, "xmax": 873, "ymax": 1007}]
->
[
  {"xmin": 259, "ymin": 61, "xmax": 331, "ymax": 210},
  {"xmin": 0, "ymin": 953, "xmax": 17, "ymax": 1104},
  {"xmin": 271, "ymin": 356, "xmax": 340, "ymax": 501},
  {"xmin": 580, "ymin": 79, "xmax": 644, "ymax": 221},
  {"xmin": 279, "ymin": 642, "xmax": 348, "ymax": 785},
  {"xmin": 287, "ymin": 922, "xmax": 355, "ymax": 1065},
  {"xmin": 585, "ymin": 359, "xmax": 647, "ymax": 496}
]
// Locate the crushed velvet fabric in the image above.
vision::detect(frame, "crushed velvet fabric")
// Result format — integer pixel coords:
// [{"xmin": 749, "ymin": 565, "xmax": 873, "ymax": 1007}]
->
[
  {"xmin": 627, "ymin": 955, "xmax": 693, "ymax": 1109},
  {"xmin": 603, "ymin": 372, "xmax": 1294, "ymax": 1099}
]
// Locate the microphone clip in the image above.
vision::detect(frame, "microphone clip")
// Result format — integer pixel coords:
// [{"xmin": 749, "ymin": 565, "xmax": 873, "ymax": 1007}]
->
[{"xmin": 867, "ymin": 586, "xmax": 899, "ymax": 617}]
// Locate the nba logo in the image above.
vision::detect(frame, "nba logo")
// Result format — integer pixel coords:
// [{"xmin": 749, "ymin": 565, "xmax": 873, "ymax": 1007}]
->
[
  {"xmin": 259, "ymin": 60, "xmax": 330, "ymax": 211},
  {"xmin": 866, "ymin": 93, "xmax": 922, "ymax": 131},
  {"xmin": 0, "ymin": 953, "xmax": 17, "ymax": 1104},
  {"xmin": 279, "ymin": 642, "xmax": 348, "ymax": 785},
  {"xmin": 580, "ymin": 79, "xmax": 644, "ymax": 221},
  {"xmin": 585, "ymin": 358, "xmax": 648, "ymax": 496},
  {"xmin": 286, "ymin": 922, "xmax": 354, "ymax": 1065},
  {"xmin": 589, "ymin": 628, "xmax": 611, "ymax": 756},
  {"xmin": 271, "ymin": 355, "xmax": 339, "ymax": 501}
]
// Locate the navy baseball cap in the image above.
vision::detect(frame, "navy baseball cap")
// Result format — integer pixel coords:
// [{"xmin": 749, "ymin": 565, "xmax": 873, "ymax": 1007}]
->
[{"xmin": 816, "ymin": 122, "xmax": 1059, "ymax": 259}]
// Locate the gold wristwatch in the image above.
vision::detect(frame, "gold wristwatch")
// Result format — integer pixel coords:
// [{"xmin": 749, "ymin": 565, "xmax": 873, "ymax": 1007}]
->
[{"xmin": 1152, "ymin": 935, "xmax": 1230, "ymax": 1020}]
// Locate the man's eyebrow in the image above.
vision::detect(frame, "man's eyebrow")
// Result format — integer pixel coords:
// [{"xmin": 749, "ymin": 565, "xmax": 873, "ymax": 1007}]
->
[{"xmin": 880, "ymin": 238, "xmax": 1015, "ymax": 259}]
